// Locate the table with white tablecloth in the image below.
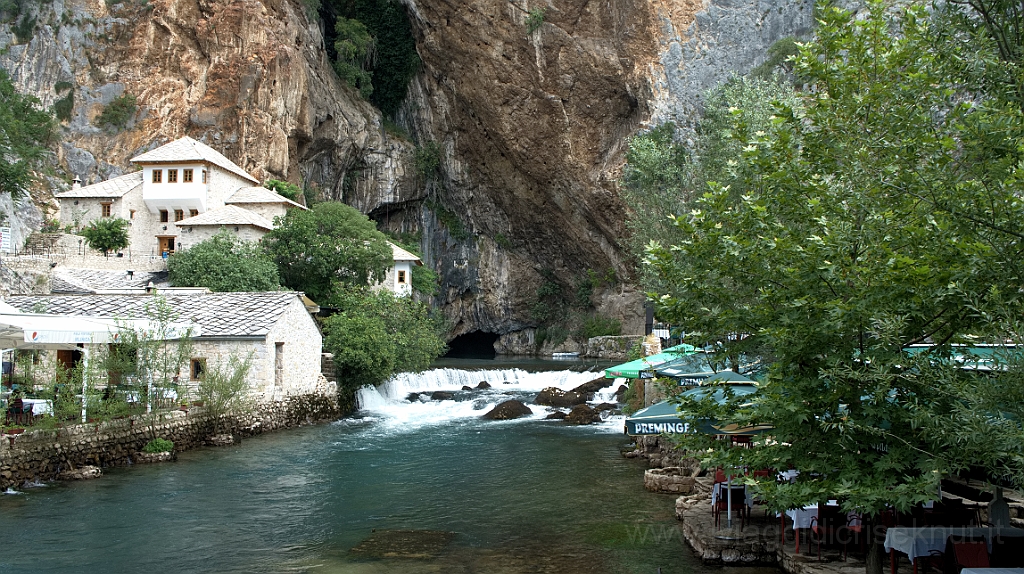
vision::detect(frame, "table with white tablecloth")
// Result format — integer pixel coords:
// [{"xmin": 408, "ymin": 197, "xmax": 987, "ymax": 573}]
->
[
  {"xmin": 711, "ymin": 482, "xmax": 754, "ymax": 508},
  {"xmin": 961, "ymin": 569, "xmax": 1024, "ymax": 574},
  {"xmin": 21, "ymin": 398, "xmax": 52, "ymax": 416},
  {"xmin": 884, "ymin": 527, "xmax": 1024, "ymax": 574}
]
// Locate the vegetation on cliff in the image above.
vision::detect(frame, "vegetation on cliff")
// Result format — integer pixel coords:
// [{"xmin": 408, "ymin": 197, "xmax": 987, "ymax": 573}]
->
[
  {"xmin": 628, "ymin": 0, "xmax": 1024, "ymax": 523},
  {"xmin": 322, "ymin": 0, "xmax": 420, "ymax": 116},
  {"xmin": 0, "ymin": 69, "xmax": 57, "ymax": 198}
]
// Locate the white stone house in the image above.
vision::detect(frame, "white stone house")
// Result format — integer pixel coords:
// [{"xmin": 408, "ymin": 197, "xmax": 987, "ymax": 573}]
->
[
  {"xmin": 382, "ymin": 243, "xmax": 423, "ymax": 297},
  {"xmin": 54, "ymin": 136, "xmax": 424, "ymax": 296},
  {"xmin": 6, "ymin": 292, "xmax": 323, "ymax": 401},
  {"xmin": 55, "ymin": 137, "xmax": 305, "ymax": 258}
]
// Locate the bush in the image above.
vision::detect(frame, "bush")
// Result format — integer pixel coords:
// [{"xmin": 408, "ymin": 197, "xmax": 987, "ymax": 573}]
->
[
  {"xmin": 579, "ymin": 315, "xmax": 621, "ymax": 339},
  {"xmin": 263, "ymin": 179, "xmax": 301, "ymax": 202},
  {"xmin": 79, "ymin": 217, "xmax": 129, "ymax": 255},
  {"xmin": 94, "ymin": 93, "xmax": 136, "ymax": 131},
  {"xmin": 142, "ymin": 438, "xmax": 174, "ymax": 453},
  {"xmin": 168, "ymin": 230, "xmax": 280, "ymax": 292},
  {"xmin": 526, "ymin": 8, "xmax": 545, "ymax": 35}
]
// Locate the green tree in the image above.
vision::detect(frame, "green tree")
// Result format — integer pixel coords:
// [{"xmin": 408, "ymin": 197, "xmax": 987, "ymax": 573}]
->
[
  {"xmin": 0, "ymin": 69, "xmax": 58, "ymax": 198},
  {"xmin": 323, "ymin": 285, "xmax": 447, "ymax": 397},
  {"xmin": 262, "ymin": 201, "xmax": 392, "ymax": 302},
  {"xmin": 644, "ymin": 0, "xmax": 1024, "ymax": 527},
  {"xmin": 334, "ymin": 16, "xmax": 375, "ymax": 99},
  {"xmin": 196, "ymin": 352, "xmax": 254, "ymax": 435},
  {"xmin": 79, "ymin": 217, "xmax": 130, "ymax": 256},
  {"xmin": 263, "ymin": 179, "xmax": 301, "ymax": 202},
  {"xmin": 622, "ymin": 75, "xmax": 796, "ymax": 294},
  {"xmin": 167, "ymin": 230, "xmax": 281, "ymax": 292}
]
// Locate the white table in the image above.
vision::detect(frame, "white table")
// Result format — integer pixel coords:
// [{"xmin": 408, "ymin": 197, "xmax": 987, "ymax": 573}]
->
[
  {"xmin": 711, "ymin": 482, "xmax": 753, "ymax": 508},
  {"xmin": 962, "ymin": 570, "xmax": 1024, "ymax": 574},
  {"xmin": 884, "ymin": 527, "xmax": 1024, "ymax": 574},
  {"xmin": 21, "ymin": 398, "xmax": 52, "ymax": 416}
]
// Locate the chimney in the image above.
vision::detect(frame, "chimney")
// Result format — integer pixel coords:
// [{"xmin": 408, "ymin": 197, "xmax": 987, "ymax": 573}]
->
[
  {"xmin": 126, "ymin": 270, "xmax": 134, "ymax": 280},
  {"xmin": 72, "ymin": 176, "xmax": 82, "ymax": 189}
]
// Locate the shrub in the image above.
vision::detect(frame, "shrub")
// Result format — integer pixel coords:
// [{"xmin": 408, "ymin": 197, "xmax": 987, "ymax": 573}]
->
[
  {"xmin": 263, "ymin": 179, "xmax": 301, "ymax": 202},
  {"xmin": 94, "ymin": 93, "xmax": 136, "ymax": 131},
  {"xmin": 142, "ymin": 438, "xmax": 174, "ymax": 453},
  {"xmin": 526, "ymin": 8, "xmax": 545, "ymax": 35},
  {"xmin": 79, "ymin": 217, "xmax": 129, "ymax": 255},
  {"xmin": 53, "ymin": 91, "xmax": 74, "ymax": 122}
]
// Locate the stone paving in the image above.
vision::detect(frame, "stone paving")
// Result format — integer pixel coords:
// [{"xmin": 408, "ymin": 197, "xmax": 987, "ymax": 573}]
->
[{"xmin": 676, "ymin": 484, "xmax": 920, "ymax": 574}]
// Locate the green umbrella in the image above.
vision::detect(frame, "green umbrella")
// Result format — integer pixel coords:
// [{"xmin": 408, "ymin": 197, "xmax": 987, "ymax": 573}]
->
[{"xmin": 603, "ymin": 344, "xmax": 697, "ymax": 379}]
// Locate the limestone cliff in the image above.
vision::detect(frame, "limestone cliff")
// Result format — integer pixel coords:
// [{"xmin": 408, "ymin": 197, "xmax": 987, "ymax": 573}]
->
[{"xmin": 0, "ymin": 0, "xmax": 812, "ymax": 353}]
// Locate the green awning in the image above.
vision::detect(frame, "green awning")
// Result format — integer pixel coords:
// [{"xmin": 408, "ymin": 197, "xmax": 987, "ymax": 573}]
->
[
  {"xmin": 624, "ymin": 384, "xmax": 772, "ymax": 436},
  {"xmin": 603, "ymin": 344, "xmax": 697, "ymax": 379},
  {"xmin": 657, "ymin": 367, "xmax": 754, "ymax": 385}
]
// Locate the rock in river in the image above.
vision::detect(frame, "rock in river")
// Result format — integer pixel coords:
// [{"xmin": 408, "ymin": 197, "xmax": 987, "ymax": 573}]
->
[
  {"xmin": 565, "ymin": 404, "xmax": 601, "ymax": 425},
  {"xmin": 482, "ymin": 400, "xmax": 533, "ymax": 420},
  {"xmin": 430, "ymin": 391, "xmax": 456, "ymax": 401},
  {"xmin": 477, "ymin": 381, "xmax": 491, "ymax": 389},
  {"xmin": 534, "ymin": 387, "xmax": 588, "ymax": 408}
]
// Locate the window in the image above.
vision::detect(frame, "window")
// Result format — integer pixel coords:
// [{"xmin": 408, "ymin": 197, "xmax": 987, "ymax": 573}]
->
[
  {"xmin": 201, "ymin": 170, "xmax": 207, "ymax": 184},
  {"xmin": 167, "ymin": 169, "xmax": 178, "ymax": 183},
  {"xmin": 275, "ymin": 342, "xmax": 284, "ymax": 387},
  {"xmin": 152, "ymin": 169, "xmax": 162, "ymax": 183},
  {"xmin": 189, "ymin": 209, "xmax": 198, "ymax": 217},
  {"xmin": 174, "ymin": 209, "xmax": 184, "ymax": 222},
  {"xmin": 397, "ymin": 270, "xmax": 407, "ymax": 284},
  {"xmin": 129, "ymin": 209, "xmax": 136, "ymax": 219},
  {"xmin": 101, "ymin": 203, "xmax": 111, "ymax": 217},
  {"xmin": 159, "ymin": 210, "xmax": 169, "ymax": 223},
  {"xmin": 183, "ymin": 168, "xmax": 193, "ymax": 183},
  {"xmin": 190, "ymin": 358, "xmax": 206, "ymax": 381}
]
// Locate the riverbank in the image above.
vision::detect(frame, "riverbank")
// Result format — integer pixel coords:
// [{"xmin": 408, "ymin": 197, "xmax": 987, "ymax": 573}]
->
[{"xmin": 0, "ymin": 379, "xmax": 340, "ymax": 489}]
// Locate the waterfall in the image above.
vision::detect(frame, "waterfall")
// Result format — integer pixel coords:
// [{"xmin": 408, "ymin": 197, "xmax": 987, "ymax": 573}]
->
[
  {"xmin": 352, "ymin": 367, "xmax": 624, "ymax": 434},
  {"xmin": 378, "ymin": 367, "xmax": 600, "ymax": 400}
]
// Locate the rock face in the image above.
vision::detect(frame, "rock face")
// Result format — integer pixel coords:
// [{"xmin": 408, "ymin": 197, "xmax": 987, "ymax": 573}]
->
[
  {"xmin": 2, "ymin": 0, "xmax": 813, "ymax": 349},
  {"xmin": 644, "ymin": 467, "xmax": 697, "ymax": 494},
  {"xmin": 482, "ymin": 399, "xmax": 533, "ymax": 420}
]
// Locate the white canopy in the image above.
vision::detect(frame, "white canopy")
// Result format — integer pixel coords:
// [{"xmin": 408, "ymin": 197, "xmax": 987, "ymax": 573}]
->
[
  {"xmin": 0, "ymin": 302, "xmax": 197, "ymax": 422},
  {"xmin": 0, "ymin": 312, "xmax": 194, "ymax": 349}
]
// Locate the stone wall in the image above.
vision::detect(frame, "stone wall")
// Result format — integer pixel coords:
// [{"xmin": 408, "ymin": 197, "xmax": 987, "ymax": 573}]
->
[
  {"xmin": 0, "ymin": 379, "xmax": 340, "ymax": 489},
  {"xmin": 584, "ymin": 335, "xmax": 642, "ymax": 360}
]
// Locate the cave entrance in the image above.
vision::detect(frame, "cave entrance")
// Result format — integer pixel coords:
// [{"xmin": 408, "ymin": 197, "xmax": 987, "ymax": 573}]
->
[{"xmin": 444, "ymin": 331, "xmax": 499, "ymax": 359}]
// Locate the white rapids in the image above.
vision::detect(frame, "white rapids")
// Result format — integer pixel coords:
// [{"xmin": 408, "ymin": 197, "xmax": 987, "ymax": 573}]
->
[{"xmin": 354, "ymin": 368, "xmax": 628, "ymax": 434}]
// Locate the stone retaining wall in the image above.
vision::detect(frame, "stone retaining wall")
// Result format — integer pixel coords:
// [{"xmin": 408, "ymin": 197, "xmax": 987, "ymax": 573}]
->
[{"xmin": 0, "ymin": 385, "xmax": 340, "ymax": 489}]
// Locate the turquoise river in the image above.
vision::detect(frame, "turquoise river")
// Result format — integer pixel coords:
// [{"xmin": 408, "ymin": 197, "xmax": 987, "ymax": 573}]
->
[{"xmin": 0, "ymin": 363, "xmax": 750, "ymax": 573}]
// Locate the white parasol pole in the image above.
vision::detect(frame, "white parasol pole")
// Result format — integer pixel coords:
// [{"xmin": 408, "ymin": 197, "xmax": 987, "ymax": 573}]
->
[
  {"xmin": 80, "ymin": 348, "xmax": 89, "ymax": 423},
  {"xmin": 727, "ymin": 473, "xmax": 733, "ymax": 528}
]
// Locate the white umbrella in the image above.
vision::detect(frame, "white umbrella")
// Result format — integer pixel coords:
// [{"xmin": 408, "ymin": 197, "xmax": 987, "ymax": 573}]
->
[{"xmin": 0, "ymin": 306, "xmax": 196, "ymax": 422}]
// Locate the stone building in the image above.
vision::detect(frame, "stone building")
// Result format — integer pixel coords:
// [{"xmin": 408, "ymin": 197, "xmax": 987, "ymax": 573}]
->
[
  {"xmin": 54, "ymin": 136, "xmax": 305, "ymax": 258},
  {"xmin": 382, "ymin": 243, "xmax": 423, "ymax": 297},
  {"xmin": 6, "ymin": 292, "xmax": 322, "ymax": 401}
]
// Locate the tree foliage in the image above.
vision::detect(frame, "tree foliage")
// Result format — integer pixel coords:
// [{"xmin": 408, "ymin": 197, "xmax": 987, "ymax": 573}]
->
[
  {"xmin": 0, "ymin": 69, "xmax": 57, "ymax": 198},
  {"xmin": 264, "ymin": 179, "xmax": 302, "ymax": 202},
  {"xmin": 334, "ymin": 16, "xmax": 375, "ymax": 99},
  {"xmin": 323, "ymin": 286, "xmax": 448, "ymax": 389},
  {"xmin": 262, "ymin": 201, "xmax": 392, "ymax": 302},
  {"xmin": 621, "ymin": 75, "xmax": 796, "ymax": 294},
  {"xmin": 167, "ymin": 230, "xmax": 281, "ymax": 292},
  {"xmin": 641, "ymin": 0, "xmax": 1024, "ymax": 514},
  {"xmin": 79, "ymin": 217, "xmax": 130, "ymax": 255}
]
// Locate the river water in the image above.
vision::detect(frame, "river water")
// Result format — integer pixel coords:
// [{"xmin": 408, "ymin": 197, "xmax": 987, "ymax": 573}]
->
[{"xmin": 0, "ymin": 363, "xmax": 713, "ymax": 573}]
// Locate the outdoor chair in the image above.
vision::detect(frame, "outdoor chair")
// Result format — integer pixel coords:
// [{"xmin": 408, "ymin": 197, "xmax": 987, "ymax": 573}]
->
[
  {"xmin": 992, "ymin": 534, "xmax": 1024, "ymax": 568},
  {"xmin": 810, "ymin": 504, "xmax": 850, "ymax": 561},
  {"xmin": 5, "ymin": 400, "xmax": 32, "ymax": 426},
  {"xmin": 714, "ymin": 486, "xmax": 747, "ymax": 529},
  {"xmin": 927, "ymin": 536, "xmax": 989, "ymax": 574}
]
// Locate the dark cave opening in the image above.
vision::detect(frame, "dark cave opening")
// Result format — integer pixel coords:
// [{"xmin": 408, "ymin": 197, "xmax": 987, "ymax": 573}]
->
[{"xmin": 444, "ymin": 331, "xmax": 499, "ymax": 359}]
